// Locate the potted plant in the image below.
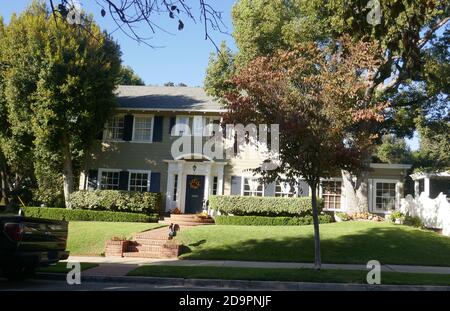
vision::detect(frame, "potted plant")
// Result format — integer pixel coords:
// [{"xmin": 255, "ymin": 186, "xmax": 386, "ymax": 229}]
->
[
  {"xmin": 389, "ymin": 211, "xmax": 405, "ymax": 225},
  {"xmin": 105, "ymin": 236, "xmax": 129, "ymax": 257},
  {"xmin": 334, "ymin": 212, "xmax": 351, "ymax": 222}
]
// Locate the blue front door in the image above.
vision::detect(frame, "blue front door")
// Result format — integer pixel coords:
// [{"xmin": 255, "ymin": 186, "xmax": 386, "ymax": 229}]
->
[{"xmin": 185, "ymin": 175, "xmax": 205, "ymax": 214}]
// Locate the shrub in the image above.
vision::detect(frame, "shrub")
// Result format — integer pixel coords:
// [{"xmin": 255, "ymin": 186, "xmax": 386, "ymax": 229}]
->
[
  {"xmin": 22, "ymin": 206, "xmax": 158, "ymax": 223},
  {"xmin": 404, "ymin": 215, "xmax": 423, "ymax": 228},
  {"xmin": 214, "ymin": 214, "xmax": 333, "ymax": 226},
  {"xmin": 69, "ymin": 190, "xmax": 162, "ymax": 215},
  {"xmin": 209, "ymin": 195, "xmax": 322, "ymax": 216},
  {"xmin": 389, "ymin": 211, "xmax": 405, "ymax": 223},
  {"xmin": 335, "ymin": 212, "xmax": 351, "ymax": 221}
]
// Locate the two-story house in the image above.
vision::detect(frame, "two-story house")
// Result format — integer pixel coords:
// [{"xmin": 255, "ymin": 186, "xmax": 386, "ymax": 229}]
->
[{"xmin": 79, "ymin": 85, "xmax": 412, "ymax": 215}]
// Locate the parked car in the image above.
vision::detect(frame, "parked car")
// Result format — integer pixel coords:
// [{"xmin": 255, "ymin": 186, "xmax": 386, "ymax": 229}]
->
[{"xmin": 0, "ymin": 199, "xmax": 69, "ymax": 280}]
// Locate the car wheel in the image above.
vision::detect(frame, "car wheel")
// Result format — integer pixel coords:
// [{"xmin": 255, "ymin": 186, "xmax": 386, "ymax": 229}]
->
[{"xmin": 2, "ymin": 265, "xmax": 36, "ymax": 281}]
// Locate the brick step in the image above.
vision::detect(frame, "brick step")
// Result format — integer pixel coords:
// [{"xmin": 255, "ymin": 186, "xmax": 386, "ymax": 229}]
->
[
  {"xmin": 127, "ymin": 244, "xmax": 180, "ymax": 253},
  {"xmin": 131, "ymin": 239, "xmax": 175, "ymax": 246},
  {"xmin": 158, "ymin": 220, "xmax": 215, "ymax": 226},
  {"xmin": 133, "ymin": 233, "xmax": 171, "ymax": 240},
  {"xmin": 122, "ymin": 251, "xmax": 178, "ymax": 259}
]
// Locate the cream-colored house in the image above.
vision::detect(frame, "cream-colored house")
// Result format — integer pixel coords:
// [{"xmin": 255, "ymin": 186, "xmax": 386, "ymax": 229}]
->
[{"xmin": 79, "ymin": 85, "xmax": 412, "ymax": 215}]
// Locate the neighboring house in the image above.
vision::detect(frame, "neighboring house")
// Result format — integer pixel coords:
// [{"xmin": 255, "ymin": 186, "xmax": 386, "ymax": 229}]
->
[{"xmin": 79, "ymin": 85, "xmax": 412, "ymax": 215}]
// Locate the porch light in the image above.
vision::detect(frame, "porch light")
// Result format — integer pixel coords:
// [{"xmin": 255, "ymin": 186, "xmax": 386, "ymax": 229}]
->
[{"xmin": 193, "ymin": 165, "xmax": 197, "ymax": 172}]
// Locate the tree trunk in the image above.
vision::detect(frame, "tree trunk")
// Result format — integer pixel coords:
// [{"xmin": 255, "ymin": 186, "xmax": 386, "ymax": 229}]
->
[
  {"xmin": 310, "ymin": 182, "xmax": 321, "ymax": 270},
  {"xmin": 341, "ymin": 170, "xmax": 369, "ymax": 215},
  {"xmin": 0, "ymin": 170, "xmax": 8, "ymax": 204},
  {"xmin": 62, "ymin": 135, "xmax": 74, "ymax": 209}
]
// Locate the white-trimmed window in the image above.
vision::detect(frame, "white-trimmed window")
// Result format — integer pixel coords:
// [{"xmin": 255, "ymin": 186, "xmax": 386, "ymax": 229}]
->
[
  {"xmin": 243, "ymin": 177, "xmax": 263, "ymax": 196},
  {"xmin": 128, "ymin": 171, "xmax": 151, "ymax": 192},
  {"xmin": 275, "ymin": 181, "xmax": 296, "ymax": 197},
  {"xmin": 173, "ymin": 116, "xmax": 190, "ymax": 136},
  {"xmin": 375, "ymin": 182, "xmax": 396, "ymax": 211},
  {"xmin": 133, "ymin": 115, "xmax": 153, "ymax": 142},
  {"xmin": 212, "ymin": 176, "xmax": 218, "ymax": 195},
  {"xmin": 321, "ymin": 180, "xmax": 342, "ymax": 210},
  {"xmin": 99, "ymin": 170, "xmax": 120, "ymax": 190},
  {"xmin": 105, "ymin": 115, "xmax": 124, "ymax": 140}
]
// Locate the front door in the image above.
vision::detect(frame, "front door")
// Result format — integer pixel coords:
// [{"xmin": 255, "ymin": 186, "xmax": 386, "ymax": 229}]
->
[{"xmin": 185, "ymin": 175, "xmax": 205, "ymax": 214}]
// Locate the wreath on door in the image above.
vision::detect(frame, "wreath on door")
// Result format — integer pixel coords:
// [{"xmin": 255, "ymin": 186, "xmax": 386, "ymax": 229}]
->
[{"xmin": 190, "ymin": 178, "xmax": 201, "ymax": 189}]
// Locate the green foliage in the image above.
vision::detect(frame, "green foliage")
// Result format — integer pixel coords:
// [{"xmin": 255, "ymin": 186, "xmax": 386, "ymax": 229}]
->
[
  {"xmin": 335, "ymin": 212, "xmax": 351, "ymax": 221},
  {"xmin": 117, "ymin": 65, "xmax": 145, "ymax": 85},
  {"xmin": 389, "ymin": 211, "xmax": 405, "ymax": 223},
  {"xmin": 204, "ymin": 41, "xmax": 235, "ymax": 98},
  {"xmin": 69, "ymin": 190, "xmax": 162, "ymax": 214},
  {"xmin": 404, "ymin": 215, "xmax": 423, "ymax": 228},
  {"xmin": 214, "ymin": 214, "xmax": 333, "ymax": 226},
  {"xmin": 22, "ymin": 206, "xmax": 157, "ymax": 222},
  {"xmin": 0, "ymin": 2, "xmax": 122, "ymax": 206},
  {"xmin": 209, "ymin": 195, "xmax": 322, "ymax": 216},
  {"xmin": 375, "ymin": 134, "xmax": 412, "ymax": 164}
]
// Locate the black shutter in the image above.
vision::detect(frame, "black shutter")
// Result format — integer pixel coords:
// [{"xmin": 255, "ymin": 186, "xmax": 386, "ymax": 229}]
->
[
  {"xmin": 123, "ymin": 115, "xmax": 134, "ymax": 141},
  {"xmin": 169, "ymin": 117, "xmax": 176, "ymax": 135},
  {"xmin": 264, "ymin": 182, "xmax": 275, "ymax": 197},
  {"xmin": 230, "ymin": 176, "xmax": 242, "ymax": 195},
  {"xmin": 153, "ymin": 116, "xmax": 164, "ymax": 142},
  {"xmin": 297, "ymin": 180, "xmax": 310, "ymax": 197},
  {"xmin": 119, "ymin": 171, "xmax": 129, "ymax": 190},
  {"xmin": 150, "ymin": 172, "xmax": 161, "ymax": 192},
  {"xmin": 87, "ymin": 170, "xmax": 98, "ymax": 190}
]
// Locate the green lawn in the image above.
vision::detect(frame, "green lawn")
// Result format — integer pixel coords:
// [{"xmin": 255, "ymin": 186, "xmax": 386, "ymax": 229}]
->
[
  {"xmin": 175, "ymin": 221, "xmax": 450, "ymax": 266},
  {"xmin": 67, "ymin": 221, "xmax": 163, "ymax": 256},
  {"xmin": 37, "ymin": 262, "xmax": 98, "ymax": 273},
  {"xmin": 128, "ymin": 265, "xmax": 450, "ymax": 286}
]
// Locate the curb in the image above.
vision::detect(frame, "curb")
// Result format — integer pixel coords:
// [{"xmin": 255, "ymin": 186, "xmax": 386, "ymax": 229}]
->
[{"xmin": 35, "ymin": 273, "xmax": 450, "ymax": 291}]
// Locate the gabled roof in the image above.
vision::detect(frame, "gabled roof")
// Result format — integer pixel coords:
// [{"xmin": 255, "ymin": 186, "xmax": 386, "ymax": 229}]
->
[{"xmin": 115, "ymin": 85, "xmax": 225, "ymax": 112}]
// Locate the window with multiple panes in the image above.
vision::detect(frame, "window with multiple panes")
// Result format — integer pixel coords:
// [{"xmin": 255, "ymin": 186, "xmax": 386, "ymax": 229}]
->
[
  {"xmin": 275, "ymin": 181, "xmax": 296, "ymax": 197},
  {"xmin": 243, "ymin": 178, "xmax": 263, "ymax": 196},
  {"xmin": 322, "ymin": 180, "xmax": 342, "ymax": 209},
  {"xmin": 105, "ymin": 115, "xmax": 124, "ymax": 140},
  {"xmin": 133, "ymin": 116, "xmax": 153, "ymax": 142},
  {"xmin": 100, "ymin": 171, "xmax": 120, "ymax": 190},
  {"xmin": 129, "ymin": 172, "xmax": 150, "ymax": 192},
  {"xmin": 173, "ymin": 116, "xmax": 190, "ymax": 136},
  {"xmin": 173, "ymin": 174, "xmax": 178, "ymax": 201},
  {"xmin": 375, "ymin": 182, "xmax": 396, "ymax": 210},
  {"xmin": 212, "ymin": 176, "xmax": 218, "ymax": 195}
]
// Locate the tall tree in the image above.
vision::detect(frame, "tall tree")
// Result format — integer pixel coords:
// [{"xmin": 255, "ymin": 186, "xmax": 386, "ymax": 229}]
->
[
  {"xmin": 0, "ymin": 3, "xmax": 121, "ymax": 207},
  {"xmin": 204, "ymin": 41, "xmax": 235, "ymax": 98},
  {"xmin": 117, "ymin": 65, "xmax": 145, "ymax": 85},
  {"xmin": 206, "ymin": 0, "xmax": 449, "ymax": 213},
  {"xmin": 375, "ymin": 135, "xmax": 412, "ymax": 164},
  {"xmin": 224, "ymin": 38, "xmax": 385, "ymax": 268}
]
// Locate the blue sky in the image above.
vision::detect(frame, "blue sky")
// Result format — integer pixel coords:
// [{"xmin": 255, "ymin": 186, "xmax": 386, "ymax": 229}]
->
[
  {"xmin": 1, "ymin": 0, "xmax": 237, "ymax": 87},
  {"xmin": 0, "ymin": 1, "xmax": 420, "ymax": 150}
]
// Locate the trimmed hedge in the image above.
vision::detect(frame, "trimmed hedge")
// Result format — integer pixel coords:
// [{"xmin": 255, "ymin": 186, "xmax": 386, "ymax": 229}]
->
[
  {"xmin": 208, "ymin": 195, "xmax": 322, "ymax": 216},
  {"xmin": 214, "ymin": 215, "xmax": 334, "ymax": 226},
  {"xmin": 23, "ymin": 206, "xmax": 158, "ymax": 223},
  {"xmin": 69, "ymin": 190, "xmax": 162, "ymax": 215}
]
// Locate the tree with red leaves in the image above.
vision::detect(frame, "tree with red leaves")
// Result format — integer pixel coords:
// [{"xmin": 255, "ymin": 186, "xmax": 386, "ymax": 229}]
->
[{"xmin": 224, "ymin": 37, "xmax": 386, "ymax": 269}]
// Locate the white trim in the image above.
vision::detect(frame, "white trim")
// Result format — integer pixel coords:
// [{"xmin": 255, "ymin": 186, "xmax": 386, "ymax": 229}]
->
[
  {"xmin": 241, "ymin": 176, "xmax": 265, "ymax": 197},
  {"xmin": 117, "ymin": 108, "xmax": 226, "ymax": 113},
  {"xmin": 131, "ymin": 114, "xmax": 154, "ymax": 143},
  {"xmin": 369, "ymin": 163, "xmax": 412, "ymax": 170},
  {"xmin": 127, "ymin": 169, "xmax": 152, "ymax": 192},
  {"xmin": 319, "ymin": 178, "xmax": 344, "ymax": 212},
  {"xmin": 98, "ymin": 168, "xmax": 122, "ymax": 190},
  {"xmin": 369, "ymin": 178, "xmax": 401, "ymax": 214}
]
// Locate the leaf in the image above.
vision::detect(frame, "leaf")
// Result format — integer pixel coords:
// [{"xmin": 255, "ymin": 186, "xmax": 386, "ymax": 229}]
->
[
  {"xmin": 171, "ymin": 5, "xmax": 177, "ymax": 11},
  {"xmin": 101, "ymin": 9, "xmax": 106, "ymax": 17},
  {"xmin": 169, "ymin": 12, "xmax": 174, "ymax": 19},
  {"xmin": 178, "ymin": 20, "xmax": 184, "ymax": 31}
]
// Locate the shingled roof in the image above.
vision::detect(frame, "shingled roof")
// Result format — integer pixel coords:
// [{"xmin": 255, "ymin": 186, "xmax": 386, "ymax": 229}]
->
[{"xmin": 115, "ymin": 85, "xmax": 225, "ymax": 112}]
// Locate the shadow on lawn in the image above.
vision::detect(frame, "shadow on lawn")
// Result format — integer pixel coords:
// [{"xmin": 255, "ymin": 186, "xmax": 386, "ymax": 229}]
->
[{"xmin": 179, "ymin": 226, "xmax": 450, "ymax": 266}]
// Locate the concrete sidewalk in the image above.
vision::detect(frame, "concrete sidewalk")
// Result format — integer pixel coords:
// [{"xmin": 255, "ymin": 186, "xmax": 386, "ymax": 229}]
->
[{"xmin": 65, "ymin": 256, "xmax": 450, "ymax": 277}]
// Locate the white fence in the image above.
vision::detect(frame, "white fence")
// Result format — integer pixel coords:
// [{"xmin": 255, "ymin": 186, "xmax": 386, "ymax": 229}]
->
[{"xmin": 400, "ymin": 192, "xmax": 450, "ymax": 237}]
